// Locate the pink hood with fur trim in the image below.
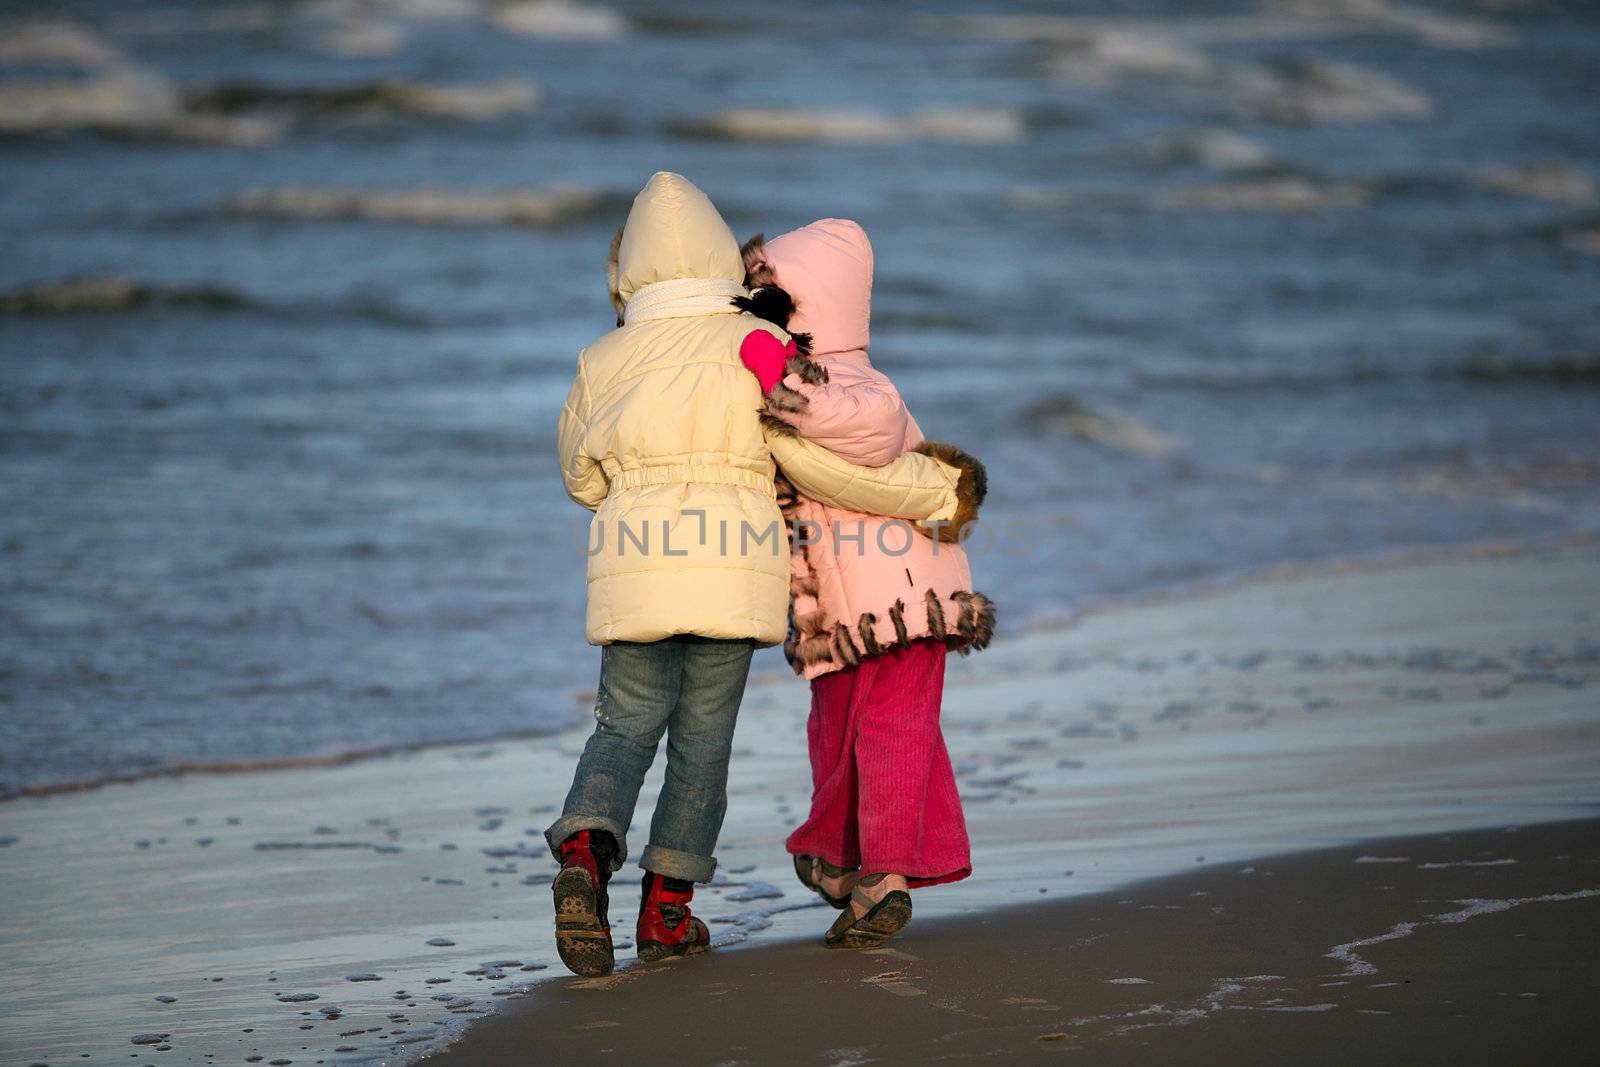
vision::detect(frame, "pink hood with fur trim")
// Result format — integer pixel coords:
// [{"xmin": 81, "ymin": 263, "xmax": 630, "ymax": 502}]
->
[{"xmin": 759, "ymin": 220, "xmax": 994, "ymax": 678}]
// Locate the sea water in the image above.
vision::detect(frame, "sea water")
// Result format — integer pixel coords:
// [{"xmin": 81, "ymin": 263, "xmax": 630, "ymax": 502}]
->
[{"xmin": 3, "ymin": 0, "xmax": 1598, "ymax": 793}]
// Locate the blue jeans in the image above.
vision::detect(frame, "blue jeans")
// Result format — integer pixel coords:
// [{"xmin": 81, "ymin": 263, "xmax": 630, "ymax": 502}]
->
[{"xmin": 545, "ymin": 635, "xmax": 754, "ymax": 883}]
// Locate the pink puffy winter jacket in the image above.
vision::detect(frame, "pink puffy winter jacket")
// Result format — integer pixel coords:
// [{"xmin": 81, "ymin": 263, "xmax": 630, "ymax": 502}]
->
[{"xmin": 749, "ymin": 219, "xmax": 996, "ymax": 679}]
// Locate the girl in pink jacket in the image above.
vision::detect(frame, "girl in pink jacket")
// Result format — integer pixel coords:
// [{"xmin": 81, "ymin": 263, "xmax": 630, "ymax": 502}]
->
[{"xmin": 737, "ymin": 219, "xmax": 995, "ymax": 948}]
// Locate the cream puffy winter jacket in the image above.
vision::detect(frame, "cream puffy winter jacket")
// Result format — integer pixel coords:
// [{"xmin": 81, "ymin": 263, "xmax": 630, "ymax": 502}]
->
[{"xmin": 557, "ymin": 174, "xmax": 969, "ymax": 647}]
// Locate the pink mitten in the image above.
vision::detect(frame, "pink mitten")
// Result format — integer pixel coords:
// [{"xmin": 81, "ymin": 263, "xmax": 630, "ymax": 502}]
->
[{"xmin": 739, "ymin": 330, "xmax": 795, "ymax": 394}]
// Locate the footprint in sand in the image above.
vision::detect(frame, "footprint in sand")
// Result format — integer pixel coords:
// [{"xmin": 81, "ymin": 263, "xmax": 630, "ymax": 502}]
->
[
  {"xmin": 1002, "ymin": 995, "xmax": 1061, "ymax": 1010},
  {"xmin": 863, "ymin": 970, "xmax": 925, "ymax": 997},
  {"xmin": 872, "ymin": 981, "xmax": 925, "ymax": 998}
]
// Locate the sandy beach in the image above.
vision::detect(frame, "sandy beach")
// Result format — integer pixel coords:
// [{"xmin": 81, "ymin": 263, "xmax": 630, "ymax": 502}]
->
[
  {"xmin": 1, "ymin": 539, "xmax": 1596, "ymax": 1065},
  {"xmin": 435, "ymin": 818, "xmax": 1600, "ymax": 1065}
]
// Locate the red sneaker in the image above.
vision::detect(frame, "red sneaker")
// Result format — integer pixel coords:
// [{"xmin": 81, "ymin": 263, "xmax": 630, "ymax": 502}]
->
[
  {"xmin": 552, "ymin": 830, "xmax": 614, "ymax": 977},
  {"xmin": 636, "ymin": 872, "xmax": 710, "ymax": 962}
]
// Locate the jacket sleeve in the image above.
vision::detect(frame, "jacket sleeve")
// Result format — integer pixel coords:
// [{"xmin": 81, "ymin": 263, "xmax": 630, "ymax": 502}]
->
[
  {"xmin": 768, "ymin": 372, "xmax": 909, "ymax": 467},
  {"xmin": 764, "ymin": 426, "xmax": 984, "ymax": 542},
  {"xmin": 557, "ymin": 356, "xmax": 608, "ymax": 511}
]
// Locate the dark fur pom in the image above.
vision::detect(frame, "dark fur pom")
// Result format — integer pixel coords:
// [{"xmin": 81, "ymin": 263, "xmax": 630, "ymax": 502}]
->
[
  {"xmin": 950, "ymin": 591, "xmax": 996, "ymax": 652},
  {"xmin": 951, "ymin": 591, "xmax": 976, "ymax": 635},
  {"xmin": 793, "ymin": 610, "xmax": 825, "ymax": 636},
  {"xmin": 761, "ymin": 350, "xmax": 827, "ymax": 416},
  {"xmin": 796, "ymin": 633, "xmax": 835, "ymax": 670},
  {"xmin": 924, "ymin": 589, "xmax": 948, "ymax": 641},
  {"xmin": 833, "ymin": 623, "xmax": 862, "ymax": 668},
  {"xmin": 767, "ymin": 382, "xmax": 810, "ymax": 414},
  {"xmin": 951, "ymin": 591, "xmax": 997, "ymax": 655},
  {"xmin": 785, "ymin": 352, "xmax": 827, "ymax": 385},
  {"xmin": 857, "ymin": 613, "xmax": 884, "ymax": 657},
  {"xmin": 759, "ymin": 410, "xmax": 800, "ymax": 437},
  {"xmin": 969, "ymin": 592, "xmax": 997, "ymax": 651},
  {"xmin": 889, "ymin": 598, "xmax": 911, "ymax": 647}
]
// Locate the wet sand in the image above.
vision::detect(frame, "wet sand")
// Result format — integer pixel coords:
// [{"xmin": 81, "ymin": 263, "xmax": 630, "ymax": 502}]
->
[
  {"xmin": 1, "ymin": 540, "xmax": 1596, "ymax": 1064},
  {"xmin": 431, "ymin": 818, "xmax": 1600, "ymax": 1066}
]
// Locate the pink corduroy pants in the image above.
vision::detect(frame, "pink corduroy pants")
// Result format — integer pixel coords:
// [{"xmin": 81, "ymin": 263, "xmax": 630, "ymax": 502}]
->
[{"xmin": 785, "ymin": 639, "xmax": 971, "ymax": 887}]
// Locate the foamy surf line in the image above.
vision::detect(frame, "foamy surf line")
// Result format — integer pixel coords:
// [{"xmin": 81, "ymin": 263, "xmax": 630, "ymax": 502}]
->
[
  {"xmin": 1, "ymin": 541, "xmax": 1596, "ymax": 1064},
  {"xmin": 5, "ymin": 531, "xmax": 1590, "ymax": 803}
]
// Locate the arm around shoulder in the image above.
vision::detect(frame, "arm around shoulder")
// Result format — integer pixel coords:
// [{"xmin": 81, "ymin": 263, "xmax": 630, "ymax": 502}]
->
[
  {"xmin": 764, "ymin": 419, "xmax": 987, "ymax": 541},
  {"xmin": 768, "ymin": 370, "xmax": 910, "ymax": 467}
]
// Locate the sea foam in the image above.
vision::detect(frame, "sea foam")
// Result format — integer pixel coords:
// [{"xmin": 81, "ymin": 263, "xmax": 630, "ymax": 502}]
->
[
  {"xmin": 226, "ymin": 186, "xmax": 613, "ymax": 227},
  {"xmin": 672, "ymin": 106, "xmax": 1026, "ymax": 145}
]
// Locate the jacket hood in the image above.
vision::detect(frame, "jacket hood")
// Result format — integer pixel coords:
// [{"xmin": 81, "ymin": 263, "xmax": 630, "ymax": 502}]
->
[
  {"xmin": 761, "ymin": 218, "xmax": 872, "ymax": 356},
  {"xmin": 608, "ymin": 171, "xmax": 743, "ymax": 315}
]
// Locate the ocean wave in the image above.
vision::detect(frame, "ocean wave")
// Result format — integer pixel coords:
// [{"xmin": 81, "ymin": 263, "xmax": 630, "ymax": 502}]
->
[
  {"xmin": 1021, "ymin": 164, "xmax": 1595, "ymax": 217},
  {"xmin": 1100, "ymin": 129, "xmax": 1275, "ymax": 171},
  {"xmin": 1, "ymin": 71, "xmax": 538, "ymax": 143},
  {"xmin": 1135, "ymin": 367, "xmax": 1395, "ymax": 392},
  {"xmin": 1016, "ymin": 175, "xmax": 1373, "ymax": 214},
  {"xmin": 0, "ymin": 18, "xmax": 119, "ymax": 68},
  {"xmin": 930, "ymin": 2, "xmax": 1511, "ymax": 52},
  {"xmin": 0, "ymin": 70, "xmax": 175, "ymax": 130},
  {"xmin": 1026, "ymin": 24, "xmax": 1214, "ymax": 86},
  {"xmin": 1441, "ymin": 357, "xmax": 1600, "ymax": 387},
  {"xmin": 931, "ymin": 12, "xmax": 1435, "ymax": 125},
  {"xmin": 1472, "ymin": 165, "xmax": 1598, "ymax": 206},
  {"xmin": 106, "ymin": 4, "xmax": 410, "ymax": 59},
  {"xmin": 1141, "ymin": 353, "xmax": 1600, "ymax": 394},
  {"xmin": 1249, "ymin": 58, "xmax": 1430, "ymax": 124},
  {"xmin": 226, "ymin": 185, "xmax": 617, "ymax": 227},
  {"xmin": 313, "ymin": 18, "xmax": 409, "ymax": 58},
  {"xmin": 1255, "ymin": 0, "xmax": 1513, "ymax": 50},
  {"xmin": 313, "ymin": 0, "xmax": 483, "ymax": 18},
  {"xmin": 1159, "ymin": 175, "xmax": 1373, "ymax": 211},
  {"xmin": 0, "ymin": 275, "xmax": 249, "ymax": 314},
  {"xmin": 1020, "ymin": 393, "xmax": 1184, "ymax": 459},
  {"xmin": 1560, "ymin": 224, "xmax": 1600, "ymax": 256},
  {"xmin": 108, "ymin": 0, "xmax": 628, "ymax": 55},
  {"xmin": 108, "ymin": 113, "xmax": 289, "ymax": 145},
  {"xmin": 186, "ymin": 76, "xmax": 541, "ymax": 122},
  {"xmin": 0, "ymin": 274, "xmax": 444, "ymax": 328},
  {"xmin": 488, "ymin": 0, "xmax": 629, "ymax": 39},
  {"xmin": 0, "ymin": 70, "xmax": 288, "ymax": 143},
  {"xmin": 109, "ymin": 5, "xmax": 288, "ymax": 37},
  {"xmin": 873, "ymin": 309, "xmax": 987, "ymax": 334},
  {"xmin": 1059, "ymin": 51, "xmax": 1432, "ymax": 125},
  {"xmin": 670, "ymin": 106, "xmax": 1026, "ymax": 145}
]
